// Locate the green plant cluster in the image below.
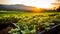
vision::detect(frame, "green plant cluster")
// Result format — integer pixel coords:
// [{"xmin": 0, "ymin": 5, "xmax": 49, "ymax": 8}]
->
[{"xmin": 0, "ymin": 13, "xmax": 60, "ymax": 34}]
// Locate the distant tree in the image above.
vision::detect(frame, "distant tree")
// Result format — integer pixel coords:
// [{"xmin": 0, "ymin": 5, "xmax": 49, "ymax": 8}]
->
[{"xmin": 56, "ymin": 6, "xmax": 60, "ymax": 12}]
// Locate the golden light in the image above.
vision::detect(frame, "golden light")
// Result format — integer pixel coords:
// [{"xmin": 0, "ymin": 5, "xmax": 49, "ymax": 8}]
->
[
  {"xmin": 32, "ymin": 7, "xmax": 45, "ymax": 13},
  {"xmin": 33, "ymin": 7, "xmax": 40, "ymax": 12}
]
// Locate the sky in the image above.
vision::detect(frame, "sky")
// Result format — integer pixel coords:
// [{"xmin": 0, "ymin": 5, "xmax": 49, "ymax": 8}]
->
[{"xmin": 0, "ymin": 0, "xmax": 58, "ymax": 8}]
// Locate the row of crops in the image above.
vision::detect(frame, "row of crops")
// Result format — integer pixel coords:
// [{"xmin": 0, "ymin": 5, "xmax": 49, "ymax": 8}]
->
[{"xmin": 0, "ymin": 13, "xmax": 60, "ymax": 34}]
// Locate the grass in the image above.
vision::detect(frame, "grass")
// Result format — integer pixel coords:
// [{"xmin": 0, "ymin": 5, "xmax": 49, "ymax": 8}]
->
[{"xmin": 0, "ymin": 10, "xmax": 60, "ymax": 16}]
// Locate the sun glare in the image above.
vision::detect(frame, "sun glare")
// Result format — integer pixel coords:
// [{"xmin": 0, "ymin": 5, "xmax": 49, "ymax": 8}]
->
[
  {"xmin": 23, "ymin": 0, "xmax": 55, "ymax": 8},
  {"xmin": 34, "ymin": 4, "xmax": 51, "ymax": 8},
  {"xmin": 33, "ymin": 0, "xmax": 55, "ymax": 8}
]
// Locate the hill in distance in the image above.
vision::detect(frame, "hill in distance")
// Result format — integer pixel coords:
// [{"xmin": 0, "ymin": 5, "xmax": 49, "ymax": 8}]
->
[{"xmin": 0, "ymin": 4, "xmax": 38, "ymax": 11}]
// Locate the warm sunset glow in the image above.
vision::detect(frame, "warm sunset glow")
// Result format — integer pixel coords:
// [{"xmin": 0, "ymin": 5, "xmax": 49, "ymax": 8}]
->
[
  {"xmin": 33, "ymin": 8, "xmax": 40, "ymax": 12},
  {"xmin": 0, "ymin": 0, "xmax": 56, "ymax": 8},
  {"xmin": 32, "ymin": 7, "xmax": 45, "ymax": 12}
]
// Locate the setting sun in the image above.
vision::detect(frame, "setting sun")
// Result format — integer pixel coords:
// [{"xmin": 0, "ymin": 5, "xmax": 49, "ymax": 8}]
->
[{"xmin": 0, "ymin": 0, "xmax": 55, "ymax": 8}]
